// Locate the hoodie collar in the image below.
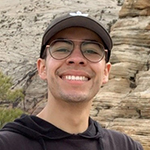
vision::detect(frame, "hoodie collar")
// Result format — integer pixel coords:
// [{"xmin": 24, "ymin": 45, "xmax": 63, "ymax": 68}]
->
[
  {"xmin": 2, "ymin": 114, "xmax": 103, "ymax": 140},
  {"xmin": 2, "ymin": 114, "xmax": 104, "ymax": 150}
]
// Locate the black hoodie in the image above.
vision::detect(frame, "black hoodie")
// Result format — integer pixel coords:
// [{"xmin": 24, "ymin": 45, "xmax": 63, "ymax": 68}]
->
[{"xmin": 0, "ymin": 114, "xmax": 143, "ymax": 150}]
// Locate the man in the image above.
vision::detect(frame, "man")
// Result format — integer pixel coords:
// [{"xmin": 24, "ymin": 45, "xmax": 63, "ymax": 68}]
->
[{"xmin": 0, "ymin": 11, "xmax": 143, "ymax": 150}]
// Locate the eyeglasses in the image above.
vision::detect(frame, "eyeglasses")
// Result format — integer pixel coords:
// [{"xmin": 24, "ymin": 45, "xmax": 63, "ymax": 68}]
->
[{"xmin": 46, "ymin": 39, "xmax": 106, "ymax": 63}]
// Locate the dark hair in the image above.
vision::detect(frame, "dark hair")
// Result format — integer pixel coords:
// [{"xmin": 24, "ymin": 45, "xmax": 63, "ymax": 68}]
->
[{"xmin": 41, "ymin": 48, "xmax": 47, "ymax": 59}]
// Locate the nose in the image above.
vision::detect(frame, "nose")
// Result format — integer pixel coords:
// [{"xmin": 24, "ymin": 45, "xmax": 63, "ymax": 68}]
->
[{"xmin": 66, "ymin": 45, "xmax": 87, "ymax": 66}]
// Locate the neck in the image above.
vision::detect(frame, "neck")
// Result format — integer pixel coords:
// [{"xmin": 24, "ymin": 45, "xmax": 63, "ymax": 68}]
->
[{"xmin": 37, "ymin": 98, "xmax": 92, "ymax": 134}]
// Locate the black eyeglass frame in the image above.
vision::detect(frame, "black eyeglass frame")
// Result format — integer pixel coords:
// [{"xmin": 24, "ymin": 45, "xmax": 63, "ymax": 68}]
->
[{"xmin": 46, "ymin": 39, "xmax": 108, "ymax": 63}]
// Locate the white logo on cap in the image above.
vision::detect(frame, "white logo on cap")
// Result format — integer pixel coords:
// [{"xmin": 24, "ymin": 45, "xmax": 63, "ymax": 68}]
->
[{"xmin": 69, "ymin": 11, "xmax": 88, "ymax": 17}]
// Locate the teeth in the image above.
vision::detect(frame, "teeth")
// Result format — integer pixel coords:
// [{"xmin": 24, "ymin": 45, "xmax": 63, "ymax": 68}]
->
[{"xmin": 65, "ymin": 75, "xmax": 88, "ymax": 81}]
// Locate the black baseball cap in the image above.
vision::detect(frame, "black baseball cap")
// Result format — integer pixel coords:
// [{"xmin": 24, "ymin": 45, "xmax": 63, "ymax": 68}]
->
[{"xmin": 40, "ymin": 11, "xmax": 113, "ymax": 61}]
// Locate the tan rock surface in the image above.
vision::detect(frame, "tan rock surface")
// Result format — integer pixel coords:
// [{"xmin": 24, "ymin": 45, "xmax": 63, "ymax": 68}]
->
[
  {"xmin": 91, "ymin": 0, "xmax": 150, "ymax": 149},
  {"xmin": 119, "ymin": 0, "xmax": 150, "ymax": 17},
  {"xmin": 0, "ymin": 0, "xmax": 150, "ymax": 149}
]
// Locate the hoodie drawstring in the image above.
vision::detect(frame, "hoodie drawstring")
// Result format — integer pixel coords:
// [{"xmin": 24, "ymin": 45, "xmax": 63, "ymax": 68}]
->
[
  {"xmin": 39, "ymin": 138, "xmax": 47, "ymax": 150},
  {"xmin": 99, "ymin": 136, "xmax": 104, "ymax": 150}
]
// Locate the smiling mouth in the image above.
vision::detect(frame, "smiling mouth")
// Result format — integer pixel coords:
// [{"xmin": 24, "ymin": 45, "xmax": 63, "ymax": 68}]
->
[{"xmin": 61, "ymin": 75, "xmax": 89, "ymax": 81}]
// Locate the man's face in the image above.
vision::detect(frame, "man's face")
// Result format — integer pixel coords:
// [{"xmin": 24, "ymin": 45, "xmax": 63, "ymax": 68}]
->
[{"xmin": 37, "ymin": 27, "xmax": 111, "ymax": 103}]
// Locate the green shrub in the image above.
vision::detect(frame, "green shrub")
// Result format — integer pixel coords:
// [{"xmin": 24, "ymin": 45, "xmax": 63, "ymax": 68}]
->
[
  {"xmin": 0, "ymin": 71, "xmax": 24, "ymax": 102},
  {"xmin": 0, "ymin": 108, "xmax": 24, "ymax": 128},
  {"xmin": 0, "ymin": 71, "xmax": 12, "ymax": 100},
  {"xmin": 6, "ymin": 89, "xmax": 24, "ymax": 103}
]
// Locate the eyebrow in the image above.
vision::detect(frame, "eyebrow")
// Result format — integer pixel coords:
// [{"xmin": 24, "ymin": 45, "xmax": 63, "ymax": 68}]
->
[
  {"xmin": 83, "ymin": 39, "xmax": 99, "ymax": 42},
  {"xmin": 83, "ymin": 39, "xmax": 104, "ymax": 46}
]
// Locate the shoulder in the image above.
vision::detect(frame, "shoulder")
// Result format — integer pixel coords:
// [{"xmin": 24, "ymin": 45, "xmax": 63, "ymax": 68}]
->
[
  {"xmin": 0, "ymin": 130, "xmax": 17, "ymax": 149},
  {"xmin": 92, "ymin": 120, "xmax": 143, "ymax": 150},
  {"xmin": 0, "ymin": 130, "xmax": 29, "ymax": 150},
  {"xmin": 102, "ymin": 128, "xmax": 143, "ymax": 150}
]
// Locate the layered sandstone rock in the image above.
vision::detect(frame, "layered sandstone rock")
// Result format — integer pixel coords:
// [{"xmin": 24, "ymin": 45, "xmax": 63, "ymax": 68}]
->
[
  {"xmin": 119, "ymin": 0, "xmax": 150, "ymax": 17},
  {"xmin": 91, "ymin": 0, "xmax": 150, "ymax": 149}
]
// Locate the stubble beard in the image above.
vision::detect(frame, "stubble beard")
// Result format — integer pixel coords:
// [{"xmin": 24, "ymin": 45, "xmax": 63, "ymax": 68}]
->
[{"xmin": 59, "ymin": 92, "xmax": 91, "ymax": 103}]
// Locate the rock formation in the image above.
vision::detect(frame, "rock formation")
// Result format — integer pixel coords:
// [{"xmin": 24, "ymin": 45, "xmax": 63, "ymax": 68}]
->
[
  {"xmin": 0, "ymin": 0, "xmax": 150, "ymax": 149},
  {"xmin": 92, "ymin": 0, "xmax": 150, "ymax": 149}
]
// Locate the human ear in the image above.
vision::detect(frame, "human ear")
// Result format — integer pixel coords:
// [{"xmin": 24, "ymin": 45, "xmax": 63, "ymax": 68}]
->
[
  {"xmin": 102, "ymin": 62, "xmax": 111, "ymax": 84},
  {"xmin": 37, "ymin": 58, "xmax": 47, "ymax": 80}
]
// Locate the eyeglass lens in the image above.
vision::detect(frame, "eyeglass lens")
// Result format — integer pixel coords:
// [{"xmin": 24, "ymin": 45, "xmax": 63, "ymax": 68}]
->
[{"xmin": 49, "ymin": 39, "xmax": 105, "ymax": 62}]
